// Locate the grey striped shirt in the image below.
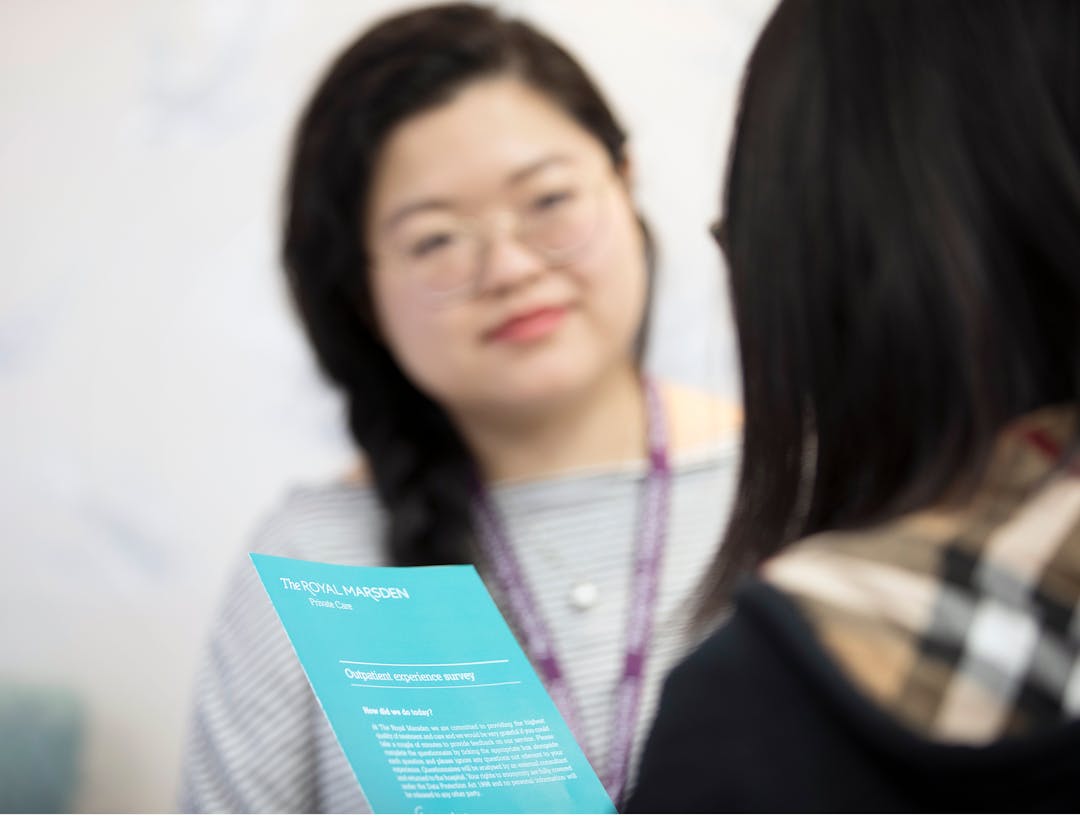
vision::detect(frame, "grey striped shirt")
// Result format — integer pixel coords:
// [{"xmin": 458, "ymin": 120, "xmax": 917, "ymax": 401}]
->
[{"xmin": 178, "ymin": 443, "xmax": 737, "ymax": 812}]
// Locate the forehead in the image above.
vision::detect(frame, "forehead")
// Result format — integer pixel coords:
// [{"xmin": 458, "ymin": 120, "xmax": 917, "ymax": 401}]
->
[{"xmin": 368, "ymin": 77, "xmax": 610, "ymax": 216}]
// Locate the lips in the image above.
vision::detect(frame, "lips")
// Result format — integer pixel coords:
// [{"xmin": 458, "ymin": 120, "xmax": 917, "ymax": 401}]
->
[{"xmin": 486, "ymin": 305, "xmax": 568, "ymax": 343}]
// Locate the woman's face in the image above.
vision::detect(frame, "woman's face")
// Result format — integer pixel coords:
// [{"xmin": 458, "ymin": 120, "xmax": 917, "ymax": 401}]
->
[{"xmin": 365, "ymin": 76, "xmax": 648, "ymax": 418}]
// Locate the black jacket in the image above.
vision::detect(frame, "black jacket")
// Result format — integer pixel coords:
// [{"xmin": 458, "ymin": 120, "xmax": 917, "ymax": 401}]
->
[{"xmin": 626, "ymin": 581, "xmax": 1080, "ymax": 813}]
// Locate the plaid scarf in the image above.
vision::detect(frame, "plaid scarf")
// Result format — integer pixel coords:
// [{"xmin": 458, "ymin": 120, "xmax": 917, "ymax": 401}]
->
[{"xmin": 763, "ymin": 406, "xmax": 1080, "ymax": 744}]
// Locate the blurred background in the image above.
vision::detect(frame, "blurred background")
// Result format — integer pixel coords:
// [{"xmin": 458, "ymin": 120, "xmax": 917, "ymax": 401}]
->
[{"xmin": 0, "ymin": 1, "xmax": 772, "ymax": 810}]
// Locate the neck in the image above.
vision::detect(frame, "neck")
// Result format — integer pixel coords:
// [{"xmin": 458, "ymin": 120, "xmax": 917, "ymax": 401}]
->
[{"xmin": 452, "ymin": 365, "xmax": 648, "ymax": 484}]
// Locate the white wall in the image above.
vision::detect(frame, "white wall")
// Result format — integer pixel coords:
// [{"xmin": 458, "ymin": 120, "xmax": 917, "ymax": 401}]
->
[{"xmin": 0, "ymin": 1, "xmax": 773, "ymax": 810}]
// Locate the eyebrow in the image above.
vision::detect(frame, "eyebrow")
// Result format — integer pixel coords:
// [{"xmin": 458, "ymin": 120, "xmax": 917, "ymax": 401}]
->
[
  {"xmin": 506, "ymin": 153, "xmax": 573, "ymax": 186},
  {"xmin": 380, "ymin": 154, "xmax": 575, "ymax": 234},
  {"xmin": 381, "ymin": 198, "xmax": 454, "ymax": 234}
]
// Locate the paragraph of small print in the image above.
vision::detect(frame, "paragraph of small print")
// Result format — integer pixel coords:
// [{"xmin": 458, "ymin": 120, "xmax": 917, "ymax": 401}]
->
[{"xmin": 374, "ymin": 717, "xmax": 576, "ymax": 802}]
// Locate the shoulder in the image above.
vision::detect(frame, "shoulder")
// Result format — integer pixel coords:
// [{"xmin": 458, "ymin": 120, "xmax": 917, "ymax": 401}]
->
[
  {"xmin": 626, "ymin": 594, "xmax": 797, "ymax": 811},
  {"xmin": 640, "ymin": 586, "xmax": 824, "ymax": 747},
  {"xmin": 653, "ymin": 585, "xmax": 817, "ymax": 728},
  {"xmin": 181, "ymin": 479, "xmax": 385, "ymax": 811},
  {"xmin": 249, "ymin": 478, "xmax": 386, "ymax": 566},
  {"xmin": 206, "ymin": 480, "xmax": 387, "ymax": 647},
  {"xmin": 658, "ymin": 380, "xmax": 742, "ymax": 458},
  {"xmin": 628, "ymin": 582, "xmax": 883, "ymax": 811}
]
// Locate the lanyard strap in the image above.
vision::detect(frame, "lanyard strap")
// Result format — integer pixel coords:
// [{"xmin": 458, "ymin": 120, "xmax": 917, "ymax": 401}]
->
[
  {"xmin": 472, "ymin": 377, "xmax": 671, "ymax": 805},
  {"xmin": 1017, "ymin": 426, "xmax": 1080, "ymax": 477}
]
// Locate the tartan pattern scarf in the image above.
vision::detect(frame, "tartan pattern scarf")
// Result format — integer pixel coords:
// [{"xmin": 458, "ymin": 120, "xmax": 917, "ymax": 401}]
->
[{"xmin": 764, "ymin": 406, "xmax": 1080, "ymax": 743}]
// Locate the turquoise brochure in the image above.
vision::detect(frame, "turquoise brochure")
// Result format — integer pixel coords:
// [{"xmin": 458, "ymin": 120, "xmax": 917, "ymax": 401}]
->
[{"xmin": 250, "ymin": 553, "xmax": 616, "ymax": 814}]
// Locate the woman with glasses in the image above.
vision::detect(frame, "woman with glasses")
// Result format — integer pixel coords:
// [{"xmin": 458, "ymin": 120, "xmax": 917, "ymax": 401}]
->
[
  {"xmin": 628, "ymin": 0, "xmax": 1080, "ymax": 810},
  {"xmin": 178, "ymin": 4, "xmax": 739, "ymax": 812}
]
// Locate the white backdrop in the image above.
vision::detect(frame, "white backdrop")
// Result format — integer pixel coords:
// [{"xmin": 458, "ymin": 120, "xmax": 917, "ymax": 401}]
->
[{"xmin": 0, "ymin": 1, "xmax": 773, "ymax": 810}]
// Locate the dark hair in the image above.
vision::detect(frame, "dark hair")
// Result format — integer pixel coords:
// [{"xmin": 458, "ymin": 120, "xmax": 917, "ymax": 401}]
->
[
  {"xmin": 699, "ymin": 0, "xmax": 1080, "ymax": 618},
  {"xmin": 283, "ymin": 3, "xmax": 651, "ymax": 567}
]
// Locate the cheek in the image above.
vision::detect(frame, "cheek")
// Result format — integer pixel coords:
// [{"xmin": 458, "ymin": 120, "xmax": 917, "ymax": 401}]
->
[
  {"xmin": 577, "ymin": 207, "xmax": 649, "ymax": 345},
  {"xmin": 371, "ymin": 278, "xmax": 468, "ymax": 397}
]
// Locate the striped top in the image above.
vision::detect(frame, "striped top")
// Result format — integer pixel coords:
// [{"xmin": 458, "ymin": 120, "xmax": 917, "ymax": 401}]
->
[{"xmin": 178, "ymin": 442, "xmax": 737, "ymax": 812}]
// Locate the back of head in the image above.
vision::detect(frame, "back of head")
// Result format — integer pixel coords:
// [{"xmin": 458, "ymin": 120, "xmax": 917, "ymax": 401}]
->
[
  {"xmin": 282, "ymin": 4, "xmax": 631, "ymax": 566},
  {"xmin": 704, "ymin": 0, "xmax": 1080, "ymax": 609}
]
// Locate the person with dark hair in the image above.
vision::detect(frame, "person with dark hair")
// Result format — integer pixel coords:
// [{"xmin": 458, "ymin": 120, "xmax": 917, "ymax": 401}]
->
[
  {"xmin": 178, "ymin": 4, "xmax": 739, "ymax": 812},
  {"xmin": 627, "ymin": 0, "xmax": 1080, "ymax": 811}
]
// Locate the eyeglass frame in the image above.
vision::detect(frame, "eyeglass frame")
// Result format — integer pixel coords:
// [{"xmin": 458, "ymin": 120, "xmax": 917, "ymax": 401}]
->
[{"xmin": 375, "ymin": 167, "xmax": 621, "ymax": 302}]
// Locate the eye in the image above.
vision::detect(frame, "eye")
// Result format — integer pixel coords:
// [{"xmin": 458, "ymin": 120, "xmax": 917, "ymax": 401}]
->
[
  {"xmin": 408, "ymin": 231, "xmax": 457, "ymax": 259},
  {"xmin": 530, "ymin": 189, "xmax": 576, "ymax": 213}
]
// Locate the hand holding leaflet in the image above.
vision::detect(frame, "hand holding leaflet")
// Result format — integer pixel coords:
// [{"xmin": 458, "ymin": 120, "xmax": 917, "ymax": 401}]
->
[{"xmin": 250, "ymin": 553, "xmax": 616, "ymax": 814}]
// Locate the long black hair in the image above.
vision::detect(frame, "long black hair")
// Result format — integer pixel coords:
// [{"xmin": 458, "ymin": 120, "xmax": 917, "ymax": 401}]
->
[
  {"xmin": 283, "ymin": 4, "xmax": 651, "ymax": 567},
  {"xmin": 699, "ymin": 0, "xmax": 1080, "ymax": 618}
]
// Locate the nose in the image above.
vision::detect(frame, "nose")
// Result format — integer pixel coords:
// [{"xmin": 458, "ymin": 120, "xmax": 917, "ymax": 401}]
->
[{"xmin": 473, "ymin": 216, "xmax": 546, "ymax": 295}]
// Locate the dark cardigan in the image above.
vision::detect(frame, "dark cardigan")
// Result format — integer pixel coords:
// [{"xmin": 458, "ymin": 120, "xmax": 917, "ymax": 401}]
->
[{"xmin": 626, "ymin": 580, "xmax": 1080, "ymax": 813}]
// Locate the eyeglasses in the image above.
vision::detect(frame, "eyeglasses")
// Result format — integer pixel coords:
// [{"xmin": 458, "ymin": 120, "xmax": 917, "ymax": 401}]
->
[{"xmin": 383, "ymin": 174, "xmax": 611, "ymax": 300}]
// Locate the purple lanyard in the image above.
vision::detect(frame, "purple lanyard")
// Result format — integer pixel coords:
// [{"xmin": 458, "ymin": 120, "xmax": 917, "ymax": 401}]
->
[{"xmin": 472, "ymin": 377, "xmax": 671, "ymax": 806}]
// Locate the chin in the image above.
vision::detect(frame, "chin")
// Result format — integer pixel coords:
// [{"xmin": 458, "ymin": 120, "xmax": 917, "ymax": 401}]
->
[{"xmin": 487, "ymin": 359, "xmax": 599, "ymax": 411}]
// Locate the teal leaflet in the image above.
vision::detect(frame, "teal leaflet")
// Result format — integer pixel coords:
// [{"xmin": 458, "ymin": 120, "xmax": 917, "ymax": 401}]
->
[{"xmin": 250, "ymin": 553, "xmax": 616, "ymax": 814}]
